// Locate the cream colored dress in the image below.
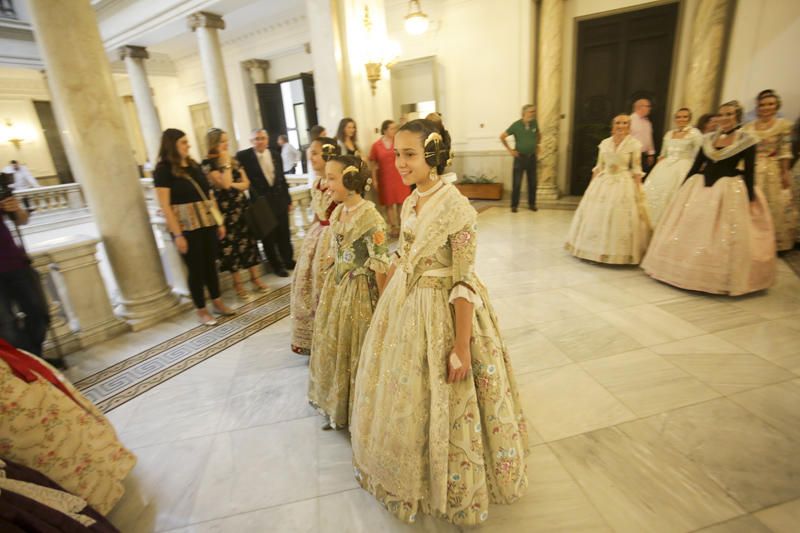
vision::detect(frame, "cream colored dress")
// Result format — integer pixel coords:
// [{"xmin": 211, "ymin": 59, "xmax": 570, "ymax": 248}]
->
[
  {"xmin": 566, "ymin": 135, "xmax": 652, "ymax": 264},
  {"xmin": 290, "ymin": 174, "xmax": 335, "ymax": 355},
  {"xmin": 644, "ymin": 128, "xmax": 703, "ymax": 226},
  {"xmin": 743, "ymin": 118, "xmax": 797, "ymax": 250},
  {"xmin": 350, "ymin": 183, "xmax": 528, "ymax": 527},
  {"xmin": 307, "ymin": 201, "xmax": 389, "ymax": 428}
]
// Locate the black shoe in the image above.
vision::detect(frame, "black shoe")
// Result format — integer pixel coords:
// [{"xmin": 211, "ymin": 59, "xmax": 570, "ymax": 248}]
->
[
  {"xmin": 511, "ymin": 206, "xmax": 518, "ymax": 213},
  {"xmin": 274, "ymin": 269, "xmax": 290, "ymax": 277},
  {"xmin": 45, "ymin": 357, "xmax": 68, "ymax": 370},
  {"xmin": 530, "ymin": 206, "xmax": 538, "ymax": 211},
  {"xmin": 285, "ymin": 260, "xmax": 297, "ymax": 270}
]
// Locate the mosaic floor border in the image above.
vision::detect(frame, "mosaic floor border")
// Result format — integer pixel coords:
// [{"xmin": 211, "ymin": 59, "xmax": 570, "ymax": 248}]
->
[{"xmin": 76, "ymin": 285, "xmax": 291, "ymax": 413}]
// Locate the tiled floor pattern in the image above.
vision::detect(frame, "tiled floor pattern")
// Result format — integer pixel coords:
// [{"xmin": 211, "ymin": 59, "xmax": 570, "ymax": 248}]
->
[{"xmin": 96, "ymin": 207, "xmax": 799, "ymax": 532}]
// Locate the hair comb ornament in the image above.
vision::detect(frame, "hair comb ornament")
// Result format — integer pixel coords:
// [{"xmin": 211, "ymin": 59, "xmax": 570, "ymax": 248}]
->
[
  {"xmin": 342, "ymin": 165, "xmax": 360, "ymax": 178},
  {"xmin": 321, "ymin": 143, "xmax": 338, "ymax": 161},
  {"xmin": 446, "ymin": 148, "xmax": 455, "ymax": 167},
  {"xmin": 424, "ymin": 131, "xmax": 444, "ymax": 166}
]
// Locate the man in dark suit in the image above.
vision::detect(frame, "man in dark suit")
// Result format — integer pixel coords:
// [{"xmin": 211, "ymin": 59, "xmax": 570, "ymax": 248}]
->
[{"xmin": 237, "ymin": 128, "xmax": 295, "ymax": 277}]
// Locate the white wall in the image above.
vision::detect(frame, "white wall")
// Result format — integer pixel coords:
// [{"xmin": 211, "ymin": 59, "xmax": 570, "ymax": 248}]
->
[
  {"xmin": 0, "ymin": 67, "xmax": 56, "ymax": 179},
  {"xmin": 721, "ymin": 0, "xmax": 800, "ymax": 121}
]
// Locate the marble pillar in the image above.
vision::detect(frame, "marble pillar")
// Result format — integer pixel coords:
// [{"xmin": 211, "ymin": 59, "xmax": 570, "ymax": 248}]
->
[
  {"xmin": 118, "ymin": 45, "xmax": 162, "ymax": 166},
  {"xmin": 536, "ymin": 0, "xmax": 563, "ymax": 201},
  {"xmin": 305, "ymin": 0, "xmax": 347, "ymax": 129},
  {"xmin": 243, "ymin": 59, "xmax": 270, "ymax": 129},
  {"xmin": 27, "ymin": 0, "xmax": 182, "ymax": 329},
  {"xmin": 683, "ymin": 0, "xmax": 732, "ymax": 115},
  {"xmin": 188, "ymin": 11, "xmax": 237, "ymax": 150}
]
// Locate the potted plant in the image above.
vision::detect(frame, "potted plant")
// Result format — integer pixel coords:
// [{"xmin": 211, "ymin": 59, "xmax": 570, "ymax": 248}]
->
[{"xmin": 454, "ymin": 174, "xmax": 503, "ymax": 200}]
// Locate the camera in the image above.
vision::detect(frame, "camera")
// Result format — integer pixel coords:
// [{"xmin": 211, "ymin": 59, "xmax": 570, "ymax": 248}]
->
[{"xmin": 0, "ymin": 172, "xmax": 14, "ymax": 201}]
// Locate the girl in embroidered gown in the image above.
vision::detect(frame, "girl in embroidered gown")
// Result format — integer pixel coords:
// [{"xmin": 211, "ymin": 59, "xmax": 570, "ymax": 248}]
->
[
  {"xmin": 644, "ymin": 108, "xmax": 703, "ymax": 226},
  {"xmin": 566, "ymin": 114, "xmax": 652, "ymax": 264},
  {"xmin": 642, "ymin": 101, "xmax": 776, "ymax": 295},
  {"xmin": 743, "ymin": 90, "xmax": 797, "ymax": 251},
  {"xmin": 290, "ymin": 138, "xmax": 340, "ymax": 355},
  {"xmin": 350, "ymin": 119, "xmax": 528, "ymax": 527},
  {"xmin": 307, "ymin": 156, "xmax": 389, "ymax": 429}
]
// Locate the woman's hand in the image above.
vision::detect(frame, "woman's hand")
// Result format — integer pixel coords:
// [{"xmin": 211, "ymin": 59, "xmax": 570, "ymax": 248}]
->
[
  {"xmin": 175, "ymin": 235, "xmax": 188, "ymax": 254},
  {"xmin": 447, "ymin": 343, "xmax": 471, "ymax": 383},
  {"xmin": 217, "ymin": 225, "xmax": 226, "ymax": 240}
]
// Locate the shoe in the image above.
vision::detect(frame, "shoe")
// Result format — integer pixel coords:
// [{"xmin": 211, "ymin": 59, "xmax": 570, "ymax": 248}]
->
[
  {"xmin": 274, "ymin": 269, "xmax": 290, "ymax": 277},
  {"xmin": 212, "ymin": 306, "xmax": 236, "ymax": 317},
  {"xmin": 285, "ymin": 260, "xmax": 297, "ymax": 270},
  {"xmin": 511, "ymin": 206, "xmax": 518, "ymax": 213},
  {"xmin": 321, "ymin": 422, "xmax": 333, "ymax": 430},
  {"xmin": 530, "ymin": 206, "xmax": 538, "ymax": 211},
  {"xmin": 251, "ymin": 280, "xmax": 270, "ymax": 293},
  {"xmin": 234, "ymin": 284, "xmax": 251, "ymax": 300}
]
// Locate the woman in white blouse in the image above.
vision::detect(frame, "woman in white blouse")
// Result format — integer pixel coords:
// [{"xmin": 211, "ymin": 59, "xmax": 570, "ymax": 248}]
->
[
  {"xmin": 566, "ymin": 114, "xmax": 652, "ymax": 264},
  {"xmin": 643, "ymin": 108, "xmax": 703, "ymax": 226}
]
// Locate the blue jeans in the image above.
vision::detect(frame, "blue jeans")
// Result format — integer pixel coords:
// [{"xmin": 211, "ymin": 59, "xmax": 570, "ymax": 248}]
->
[{"xmin": 0, "ymin": 265, "xmax": 50, "ymax": 356}]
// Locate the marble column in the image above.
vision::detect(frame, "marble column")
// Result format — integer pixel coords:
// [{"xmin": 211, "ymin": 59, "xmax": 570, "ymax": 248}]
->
[
  {"xmin": 305, "ymin": 0, "xmax": 347, "ymax": 129},
  {"xmin": 188, "ymin": 11, "xmax": 237, "ymax": 150},
  {"xmin": 27, "ymin": 0, "xmax": 182, "ymax": 329},
  {"xmin": 683, "ymin": 0, "xmax": 732, "ymax": 115},
  {"xmin": 243, "ymin": 59, "xmax": 270, "ymax": 129},
  {"xmin": 118, "ymin": 45, "xmax": 162, "ymax": 166},
  {"xmin": 536, "ymin": 0, "xmax": 563, "ymax": 201}
]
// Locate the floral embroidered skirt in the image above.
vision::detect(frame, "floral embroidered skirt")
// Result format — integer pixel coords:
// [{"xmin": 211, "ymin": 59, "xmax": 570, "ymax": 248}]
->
[
  {"xmin": 350, "ymin": 274, "xmax": 529, "ymax": 526},
  {"xmin": 290, "ymin": 221, "xmax": 325, "ymax": 355},
  {"xmin": 642, "ymin": 175, "xmax": 777, "ymax": 296},
  {"xmin": 308, "ymin": 270, "xmax": 378, "ymax": 428},
  {"xmin": 565, "ymin": 172, "xmax": 652, "ymax": 264},
  {"xmin": 756, "ymin": 156, "xmax": 797, "ymax": 251}
]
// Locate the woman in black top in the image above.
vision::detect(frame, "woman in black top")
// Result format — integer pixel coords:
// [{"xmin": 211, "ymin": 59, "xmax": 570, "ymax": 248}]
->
[
  {"xmin": 336, "ymin": 117, "xmax": 361, "ymax": 157},
  {"xmin": 203, "ymin": 128, "xmax": 269, "ymax": 300},
  {"xmin": 642, "ymin": 101, "xmax": 776, "ymax": 295},
  {"xmin": 154, "ymin": 128, "xmax": 235, "ymax": 325}
]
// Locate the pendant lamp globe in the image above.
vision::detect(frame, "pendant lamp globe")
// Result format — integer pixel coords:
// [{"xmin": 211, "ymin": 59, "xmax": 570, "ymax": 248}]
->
[{"xmin": 405, "ymin": 0, "xmax": 429, "ymax": 35}]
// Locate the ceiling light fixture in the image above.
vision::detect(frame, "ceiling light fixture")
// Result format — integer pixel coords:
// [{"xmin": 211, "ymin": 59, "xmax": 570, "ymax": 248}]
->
[{"xmin": 404, "ymin": 0, "xmax": 429, "ymax": 36}]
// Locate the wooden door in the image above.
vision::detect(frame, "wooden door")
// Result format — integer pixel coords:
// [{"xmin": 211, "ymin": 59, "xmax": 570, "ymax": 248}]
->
[
  {"xmin": 33, "ymin": 100, "xmax": 73, "ymax": 183},
  {"xmin": 256, "ymin": 83, "xmax": 287, "ymax": 150},
  {"xmin": 570, "ymin": 3, "xmax": 679, "ymax": 195}
]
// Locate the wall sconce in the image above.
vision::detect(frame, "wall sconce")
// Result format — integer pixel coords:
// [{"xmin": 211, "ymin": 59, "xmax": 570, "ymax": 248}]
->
[
  {"xmin": 405, "ymin": 0, "xmax": 429, "ymax": 35},
  {"xmin": 0, "ymin": 119, "xmax": 32, "ymax": 150},
  {"xmin": 363, "ymin": 6, "xmax": 400, "ymax": 95}
]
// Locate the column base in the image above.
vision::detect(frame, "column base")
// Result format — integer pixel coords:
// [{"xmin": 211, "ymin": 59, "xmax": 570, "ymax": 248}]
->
[
  {"xmin": 536, "ymin": 183, "xmax": 560, "ymax": 201},
  {"xmin": 43, "ymin": 332, "xmax": 81, "ymax": 359},
  {"xmin": 78, "ymin": 316, "xmax": 131, "ymax": 349},
  {"xmin": 115, "ymin": 286, "xmax": 184, "ymax": 331}
]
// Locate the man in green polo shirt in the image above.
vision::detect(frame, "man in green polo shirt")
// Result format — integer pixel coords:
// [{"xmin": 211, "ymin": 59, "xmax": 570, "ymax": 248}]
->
[{"xmin": 500, "ymin": 105, "xmax": 540, "ymax": 212}]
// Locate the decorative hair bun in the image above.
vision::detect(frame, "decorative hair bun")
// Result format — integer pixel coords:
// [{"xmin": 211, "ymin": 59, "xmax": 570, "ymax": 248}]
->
[
  {"xmin": 317, "ymin": 137, "xmax": 341, "ymax": 162},
  {"xmin": 333, "ymin": 155, "xmax": 370, "ymax": 194},
  {"xmin": 400, "ymin": 118, "xmax": 453, "ymax": 174}
]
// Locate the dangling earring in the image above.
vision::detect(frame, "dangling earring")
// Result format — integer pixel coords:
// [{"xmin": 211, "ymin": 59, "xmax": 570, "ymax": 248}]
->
[{"xmin": 429, "ymin": 167, "xmax": 437, "ymax": 181}]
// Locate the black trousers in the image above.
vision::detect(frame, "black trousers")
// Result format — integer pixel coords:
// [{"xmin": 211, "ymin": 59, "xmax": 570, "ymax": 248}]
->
[
  {"xmin": 512, "ymin": 154, "xmax": 538, "ymax": 208},
  {"xmin": 181, "ymin": 227, "xmax": 221, "ymax": 309},
  {"xmin": 0, "ymin": 266, "xmax": 50, "ymax": 356},
  {"xmin": 641, "ymin": 152, "xmax": 654, "ymax": 175},
  {"xmin": 262, "ymin": 213, "xmax": 294, "ymax": 270}
]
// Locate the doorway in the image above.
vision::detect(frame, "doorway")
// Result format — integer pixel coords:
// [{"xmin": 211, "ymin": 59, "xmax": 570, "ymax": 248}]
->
[
  {"xmin": 569, "ymin": 3, "xmax": 679, "ymax": 195},
  {"xmin": 189, "ymin": 102, "xmax": 212, "ymax": 159}
]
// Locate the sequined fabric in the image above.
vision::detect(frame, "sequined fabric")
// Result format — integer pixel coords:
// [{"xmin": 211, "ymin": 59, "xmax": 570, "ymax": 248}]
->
[
  {"xmin": 566, "ymin": 135, "xmax": 652, "ymax": 264},
  {"xmin": 350, "ymin": 184, "xmax": 528, "ymax": 526},
  {"xmin": 644, "ymin": 128, "xmax": 703, "ymax": 226},
  {"xmin": 743, "ymin": 118, "xmax": 797, "ymax": 251},
  {"xmin": 307, "ymin": 202, "xmax": 389, "ymax": 428}
]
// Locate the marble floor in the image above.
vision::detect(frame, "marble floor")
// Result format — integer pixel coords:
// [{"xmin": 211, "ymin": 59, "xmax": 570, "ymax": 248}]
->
[{"xmin": 90, "ymin": 207, "xmax": 800, "ymax": 532}]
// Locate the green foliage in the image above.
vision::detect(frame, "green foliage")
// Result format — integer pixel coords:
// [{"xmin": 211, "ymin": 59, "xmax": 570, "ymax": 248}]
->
[{"xmin": 458, "ymin": 173, "xmax": 497, "ymax": 184}]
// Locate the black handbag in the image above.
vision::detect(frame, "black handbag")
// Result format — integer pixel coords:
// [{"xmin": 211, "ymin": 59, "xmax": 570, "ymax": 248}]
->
[{"xmin": 244, "ymin": 194, "xmax": 278, "ymax": 239}]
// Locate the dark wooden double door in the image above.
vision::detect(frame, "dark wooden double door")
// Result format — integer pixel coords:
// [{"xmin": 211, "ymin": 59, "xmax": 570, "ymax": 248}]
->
[
  {"xmin": 570, "ymin": 3, "xmax": 679, "ymax": 195},
  {"xmin": 256, "ymin": 72, "xmax": 318, "ymax": 150}
]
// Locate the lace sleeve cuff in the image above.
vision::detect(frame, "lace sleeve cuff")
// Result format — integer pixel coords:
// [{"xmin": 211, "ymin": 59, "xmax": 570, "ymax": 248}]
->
[{"xmin": 449, "ymin": 282, "xmax": 483, "ymax": 309}]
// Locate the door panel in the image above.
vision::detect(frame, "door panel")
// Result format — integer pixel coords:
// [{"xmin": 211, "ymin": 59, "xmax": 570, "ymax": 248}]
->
[
  {"xmin": 570, "ymin": 3, "xmax": 679, "ymax": 195},
  {"xmin": 256, "ymin": 83, "xmax": 287, "ymax": 150}
]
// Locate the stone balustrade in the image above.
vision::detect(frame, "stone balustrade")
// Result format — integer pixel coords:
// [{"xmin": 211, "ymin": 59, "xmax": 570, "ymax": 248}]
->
[{"xmin": 16, "ymin": 183, "xmax": 86, "ymax": 213}]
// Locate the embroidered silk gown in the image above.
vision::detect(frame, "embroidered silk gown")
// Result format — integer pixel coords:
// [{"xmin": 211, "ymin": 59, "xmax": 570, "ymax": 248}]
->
[
  {"xmin": 566, "ymin": 135, "xmax": 652, "ymax": 264},
  {"xmin": 743, "ymin": 118, "xmax": 797, "ymax": 250},
  {"xmin": 290, "ymin": 175, "xmax": 336, "ymax": 355},
  {"xmin": 307, "ymin": 202, "xmax": 389, "ymax": 428},
  {"xmin": 643, "ymin": 127, "xmax": 703, "ymax": 226},
  {"xmin": 350, "ymin": 183, "xmax": 528, "ymax": 526},
  {"xmin": 642, "ymin": 130, "xmax": 776, "ymax": 295}
]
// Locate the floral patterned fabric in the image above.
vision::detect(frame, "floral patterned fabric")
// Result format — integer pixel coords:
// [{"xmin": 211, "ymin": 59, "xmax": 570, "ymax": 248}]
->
[
  {"xmin": 350, "ymin": 184, "xmax": 528, "ymax": 526},
  {"xmin": 202, "ymin": 160, "xmax": 261, "ymax": 272},
  {"xmin": 0, "ymin": 354, "xmax": 136, "ymax": 516},
  {"xmin": 743, "ymin": 118, "xmax": 797, "ymax": 251},
  {"xmin": 307, "ymin": 202, "xmax": 389, "ymax": 427},
  {"xmin": 291, "ymin": 176, "xmax": 336, "ymax": 355}
]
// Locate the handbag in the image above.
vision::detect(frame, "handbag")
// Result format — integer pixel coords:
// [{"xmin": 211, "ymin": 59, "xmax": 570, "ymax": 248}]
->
[
  {"xmin": 244, "ymin": 194, "xmax": 278, "ymax": 239},
  {"xmin": 180, "ymin": 174, "xmax": 224, "ymax": 227}
]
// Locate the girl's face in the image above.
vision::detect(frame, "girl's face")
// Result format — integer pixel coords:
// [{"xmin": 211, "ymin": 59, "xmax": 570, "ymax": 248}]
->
[
  {"xmin": 177, "ymin": 136, "xmax": 190, "ymax": 159},
  {"xmin": 757, "ymin": 96, "xmax": 778, "ymax": 119},
  {"xmin": 325, "ymin": 161, "xmax": 350, "ymax": 203},
  {"xmin": 218, "ymin": 132, "xmax": 229, "ymax": 153},
  {"xmin": 308, "ymin": 141, "xmax": 325, "ymax": 173},
  {"xmin": 718, "ymin": 105, "xmax": 738, "ymax": 130},
  {"xmin": 395, "ymin": 129, "xmax": 433, "ymax": 186},
  {"xmin": 612, "ymin": 115, "xmax": 631, "ymax": 136},
  {"xmin": 674, "ymin": 110, "xmax": 691, "ymax": 128},
  {"xmin": 345, "ymin": 121, "xmax": 356, "ymax": 139}
]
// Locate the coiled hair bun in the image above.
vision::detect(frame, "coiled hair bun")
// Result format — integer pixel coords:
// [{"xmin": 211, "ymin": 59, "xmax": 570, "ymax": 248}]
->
[
  {"xmin": 398, "ymin": 118, "xmax": 454, "ymax": 174},
  {"xmin": 317, "ymin": 137, "xmax": 341, "ymax": 161},
  {"xmin": 330, "ymin": 154, "xmax": 372, "ymax": 195}
]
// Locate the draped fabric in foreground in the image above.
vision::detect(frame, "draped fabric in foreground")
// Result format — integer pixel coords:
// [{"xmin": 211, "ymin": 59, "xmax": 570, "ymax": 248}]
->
[{"xmin": 350, "ymin": 184, "xmax": 528, "ymax": 526}]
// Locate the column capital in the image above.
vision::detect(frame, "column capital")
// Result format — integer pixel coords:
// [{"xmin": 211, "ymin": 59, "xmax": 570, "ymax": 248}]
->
[
  {"xmin": 242, "ymin": 59, "xmax": 270, "ymax": 71},
  {"xmin": 188, "ymin": 11, "xmax": 225, "ymax": 31},
  {"xmin": 118, "ymin": 45, "xmax": 149, "ymax": 61}
]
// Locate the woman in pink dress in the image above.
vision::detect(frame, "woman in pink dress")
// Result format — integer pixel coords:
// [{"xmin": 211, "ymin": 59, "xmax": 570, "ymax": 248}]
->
[{"xmin": 369, "ymin": 120, "xmax": 411, "ymax": 237}]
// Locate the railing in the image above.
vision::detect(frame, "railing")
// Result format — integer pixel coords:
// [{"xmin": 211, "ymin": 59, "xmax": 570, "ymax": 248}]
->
[{"xmin": 15, "ymin": 183, "xmax": 87, "ymax": 213}]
